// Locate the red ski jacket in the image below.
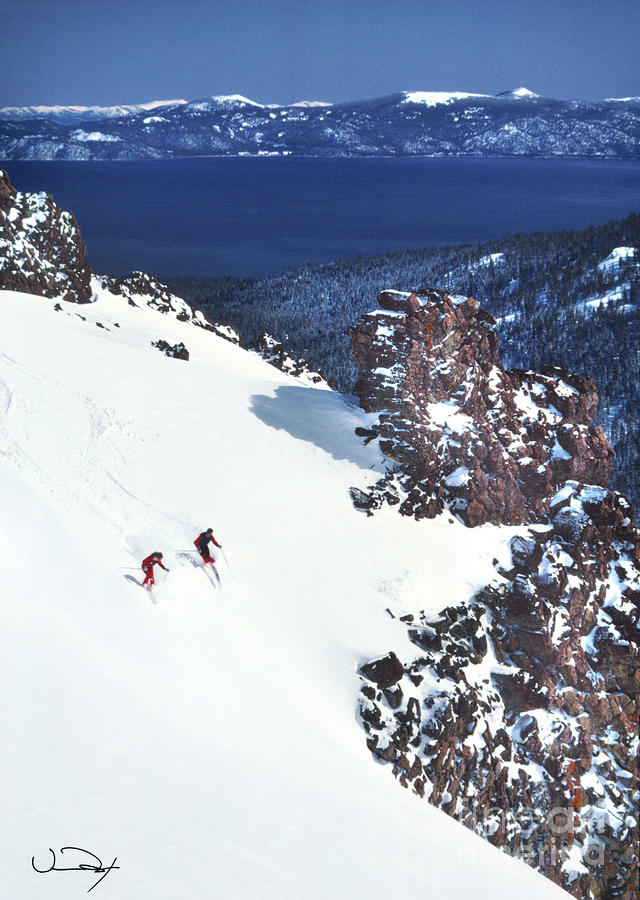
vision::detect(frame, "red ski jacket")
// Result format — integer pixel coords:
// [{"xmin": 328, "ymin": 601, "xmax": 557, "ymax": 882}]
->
[
  {"xmin": 194, "ymin": 532, "xmax": 221, "ymax": 554},
  {"xmin": 142, "ymin": 554, "xmax": 167, "ymax": 571}
]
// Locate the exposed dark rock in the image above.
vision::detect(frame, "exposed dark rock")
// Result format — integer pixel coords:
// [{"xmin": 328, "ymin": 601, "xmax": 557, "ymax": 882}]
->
[
  {"xmin": 96, "ymin": 271, "xmax": 240, "ymax": 340},
  {"xmin": 0, "ymin": 169, "xmax": 93, "ymax": 303},
  {"xmin": 246, "ymin": 333, "xmax": 330, "ymax": 386},
  {"xmin": 152, "ymin": 339, "xmax": 190, "ymax": 361},
  {"xmin": 509, "ymin": 534, "xmax": 544, "ymax": 573},
  {"xmin": 360, "ymin": 652, "xmax": 404, "ymax": 688},
  {"xmin": 491, "ymin": 672, "xmax": 553, "ymax": 712},
  {"xmin": 350, "ymin": 289, "xmax": 613, "ymax": 526},
  {"xmin": 359, "ymin": 482, "xmax": 639, "ymax": 898}
]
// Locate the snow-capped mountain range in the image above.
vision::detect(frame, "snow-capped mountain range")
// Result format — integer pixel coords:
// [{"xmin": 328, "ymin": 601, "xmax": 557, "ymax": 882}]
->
[
  {"xmin": 1, "ymin": 89, "xmax": 638, "ymax": 159},
  {"xmin": 0, "ymin": 171, "xmax": 638, "ymax": 899},
  {"xmin": 0, "ymin": 98, "xmax": 189, "ymax": 124}
]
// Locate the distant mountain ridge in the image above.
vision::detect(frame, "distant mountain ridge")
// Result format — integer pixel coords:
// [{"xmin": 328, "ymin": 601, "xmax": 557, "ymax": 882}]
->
[
  {"xmin": 0, "ymin": 99, "xmax": 188, "ymax": 124},
  {"xmin": 1, "ymin": 88, "xmax": 638, "ymax": 159}
]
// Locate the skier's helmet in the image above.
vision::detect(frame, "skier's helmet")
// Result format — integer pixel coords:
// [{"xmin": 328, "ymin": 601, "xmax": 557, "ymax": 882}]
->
[{"xmin": 207, "ymin": 528, "xmax": 213, "ymax": 534}]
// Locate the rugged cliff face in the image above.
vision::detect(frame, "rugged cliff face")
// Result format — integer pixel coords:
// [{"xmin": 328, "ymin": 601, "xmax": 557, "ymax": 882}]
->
[
  {"xmin": 352, "ymin": 289, "xmax": 639, "ymax": 898},
  {"xmin": 0, "ymin": 169, "xmax": 93, "ymax": 303},
  {"xmin": 350, "ymin": 289, "xmax": 613, "ymax": 526}
]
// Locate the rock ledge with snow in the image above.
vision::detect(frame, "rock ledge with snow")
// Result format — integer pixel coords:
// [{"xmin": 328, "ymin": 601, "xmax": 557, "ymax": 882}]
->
[
  {"xmin": 350, "ymin": 288, "xmax": 612, "ymax": 526},
  {"xmin": 352, "ymin": 289, "xmax": 638, "ymax": 898}
]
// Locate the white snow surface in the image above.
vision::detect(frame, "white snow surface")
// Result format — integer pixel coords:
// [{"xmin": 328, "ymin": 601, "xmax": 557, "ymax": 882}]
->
[
  {"xmin": 477, "ymin": 252, "xmax": 505, "ymax": 267},
  {"xmin": 70, "ymin": 130, "xmax": 122, "ymax": 142},
  {"xmin": 287, "ymin": 100, "xmax": 333, "ymax": 108},
  {"xmin": 402, "ymin": 88, "xmax": 540, "ymax": 105},
  {"xmin": 499, "ymin": 87, "xmax": 540, "ymax": 99},
  {"xmin": 597, "ymin": 246, "xmax": 638, "ymax": 272},
  {"xmin": 582, "ymin": 286, "xmax": 631, "ymax": 312},
  {"xmin": 0, "ymin": 288, "xmax": 568, "ymax": 899},
  {"xmin": 402, "ymin": 90, "xmax": 491, "ymax": 106},
  {"xmin": 188, "ymin": 94, "xmax": 264, "ymax": 110},
  {"xmin": 0, "ymin": 100, "xmax": 187, "ymax": 122}
]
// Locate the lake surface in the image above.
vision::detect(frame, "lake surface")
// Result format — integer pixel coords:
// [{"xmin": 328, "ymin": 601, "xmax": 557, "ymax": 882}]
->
[{"xmin": 4, "ymin": 158, "xmax": 640, "ymax": 278}]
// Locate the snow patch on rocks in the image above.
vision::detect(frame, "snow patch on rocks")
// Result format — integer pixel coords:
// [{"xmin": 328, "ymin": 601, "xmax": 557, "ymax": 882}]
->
[
  {"xmin": 350, "ymin": 288, "xmax": 612, "ymax": 526},
  {"xmin": 359, "ymin": 482, "xmax": 639, "ymax": 898}
]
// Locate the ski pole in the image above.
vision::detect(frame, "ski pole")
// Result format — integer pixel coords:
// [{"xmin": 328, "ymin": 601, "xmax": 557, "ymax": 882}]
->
[{"xmin": 221, "ymin": 547, "xmax": 234, "ymax": 578}]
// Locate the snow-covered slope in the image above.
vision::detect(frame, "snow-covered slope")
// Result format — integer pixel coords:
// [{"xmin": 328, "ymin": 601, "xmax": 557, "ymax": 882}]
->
[
  {"xmin": 0, "ymin": 287, "xmax": 568, "ymax": 899},
  {"xmin": 401, "ymin": 90, "xmax": 491, "ymax": 105},
  {"xmin": 1, "ymin": 89, "xmax": 638, "ymax": 159},
  {"xmin": 0, "ymin": 99, "xmax": 188, "ymax": 123}
]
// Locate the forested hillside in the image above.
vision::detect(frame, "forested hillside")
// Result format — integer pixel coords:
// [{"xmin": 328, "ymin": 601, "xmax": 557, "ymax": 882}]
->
[
  {"xmin": 2, "ymin": 92, "xmax": 638, "ymax": 160},
  {"xmin": 167, "ymin": 213, "xmax": 640, "ymax": 505}
]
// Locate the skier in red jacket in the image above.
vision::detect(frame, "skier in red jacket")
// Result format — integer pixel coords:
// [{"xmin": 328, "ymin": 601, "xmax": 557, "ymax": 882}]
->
[
  {"xmin": 141, "ymin": 551, "xmax": 169, "ymax": 588},
  {"xmin": 194, "ymin": 528, "xmax": 222, "ymax": 566}
]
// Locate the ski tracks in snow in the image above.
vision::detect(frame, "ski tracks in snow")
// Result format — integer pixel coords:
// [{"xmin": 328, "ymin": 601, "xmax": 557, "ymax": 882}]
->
[
  {"xmin": 1, "ymin": 346, "xmax": 224, "ymax": 597},
  {"xmin": 173, "ymin": 551, "xmax": 221, "ymax": 589},
  {"xmin": 0, "ymin": 348, "xmax": 187, "ymax": 559}
]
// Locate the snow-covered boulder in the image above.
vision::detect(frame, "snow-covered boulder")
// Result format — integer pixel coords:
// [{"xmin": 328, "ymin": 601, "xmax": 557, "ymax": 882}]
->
[{"xmin": 0, "ymin": 169, "xmax": 93, "ymax": 302}]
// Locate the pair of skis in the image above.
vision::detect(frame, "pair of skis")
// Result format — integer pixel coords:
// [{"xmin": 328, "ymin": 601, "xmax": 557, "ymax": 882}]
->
[
  {"xmin": 174, "ymin": 551, "xmax": 221, "ymax": 588},
  {"xmin": 122, "ymin": 546, "xmax": 233, "ymax": 599},
  {"xmin": 176, "ymin": 545, "xmax": 234, "ymax": 579},
  {"xmin": 120, "ymin": 570, "xmax": 165, "ymax": 601}
]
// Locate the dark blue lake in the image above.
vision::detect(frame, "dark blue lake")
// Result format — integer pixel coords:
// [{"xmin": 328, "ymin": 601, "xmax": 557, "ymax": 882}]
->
[{"xmin": 4, "ymin": 158, "xmax": 640, "ymax": 278}]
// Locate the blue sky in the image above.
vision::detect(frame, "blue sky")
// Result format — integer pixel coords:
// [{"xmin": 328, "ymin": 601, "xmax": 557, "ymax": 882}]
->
[{"xmin": 2, "ymin": 0, "xmax": 638, "ymax": 106}]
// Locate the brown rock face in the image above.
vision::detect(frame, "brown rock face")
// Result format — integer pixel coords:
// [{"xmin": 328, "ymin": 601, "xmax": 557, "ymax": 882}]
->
[
  {"xmin": 360, "ymin": 652, "xmax": 404, "ymax": 688},
  {"xmin": 0, "ymin": 169, "xmax": 93, "ymax": 303},
  {"xmin": 0, "ymin": 169, "xmax": 14, "ymax": 208},
  {"xmin": 353, "ymin": 287, "xmax": 637, "ymax": 897},
  {"xmin": 350, "ymin": 289, "xmax": 613, "ymax": 526},
  {"xmin": 359, "ymin": 483, "xmax": 639, "ymax": 899}
]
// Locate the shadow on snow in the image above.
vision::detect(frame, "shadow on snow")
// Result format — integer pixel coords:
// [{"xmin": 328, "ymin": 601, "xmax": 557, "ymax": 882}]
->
[{"xmin": 249, "ymin": 385, "xmax": 375, "ymax": 466}]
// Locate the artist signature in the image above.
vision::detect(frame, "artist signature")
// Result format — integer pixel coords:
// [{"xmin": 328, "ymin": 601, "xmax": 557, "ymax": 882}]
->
[{"xmin": 31, "ymin": 846, "xmax": 119, "ymax": 893}]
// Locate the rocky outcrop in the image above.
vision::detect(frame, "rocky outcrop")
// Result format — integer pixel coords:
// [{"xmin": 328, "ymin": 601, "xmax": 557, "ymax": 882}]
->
[
  {"xmin": 0, "ymin": 170, "xmax": 243, "ymax": 346},
  {"xmin": 129, "ymin": 279, "xmax": 635, "ymax": 900},
  {"xmin": 353, "ymin": 287, "xmax": 637, "ymax": 897},
  {"xmin": 0, "ymin": 169, "xmax": 93, "ymax": 302},
  {"xmin": 95, "ymin": 271, "xmax": 240, "ymax": 340},
  {"xmin": 0, "ymin": 168, "xmax": 329, "ymax": 387},
  {"xmin": 247, "ymin": 333, "xmax": 330, "ymax": 387},
  {"xmin": 152, "ymin": 339, "xmax": 189, "ymax": 360},
  {"xmin": 0, "ymin": 168, "xmax": 333, "ymax": 393},
  {"xmin": 359, "ymin": 483, "xmax": 639, "ymax": 898},
  {"xmin": 350, "ymin": 289, "xmax": 613, "ymax": 525}
]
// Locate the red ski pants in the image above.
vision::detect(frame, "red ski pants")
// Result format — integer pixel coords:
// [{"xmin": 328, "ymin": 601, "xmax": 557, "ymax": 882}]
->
[
  {"xmin": 142, "ymin": 566, "xmax": 154, "ymax": 587},
  {"xmin": 201, "ymin": 553, "xmax": 216, "ymax": 565}
]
